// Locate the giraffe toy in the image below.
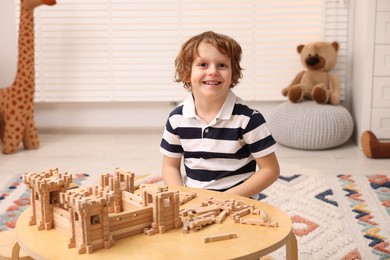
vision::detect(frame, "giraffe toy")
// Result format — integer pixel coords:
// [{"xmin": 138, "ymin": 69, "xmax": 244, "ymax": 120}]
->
[{"xmin": 0, "ymin": 0, "xmax": 56, "ymax": 154}]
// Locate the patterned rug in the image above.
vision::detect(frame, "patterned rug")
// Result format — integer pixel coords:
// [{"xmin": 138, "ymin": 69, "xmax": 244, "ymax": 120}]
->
[
  {"xmin": 260, "ymin": 173, "xmax": 390, "ymax": 260},
  {"xmin": 1, "ymin": 173, "xmax": 389, "ymax": 260}
]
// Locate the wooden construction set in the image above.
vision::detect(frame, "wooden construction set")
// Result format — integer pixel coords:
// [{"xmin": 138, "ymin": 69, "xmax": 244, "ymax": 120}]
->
[{"xmin": 22, "ymin": 168, "xmax": 278, "ymax": 254}]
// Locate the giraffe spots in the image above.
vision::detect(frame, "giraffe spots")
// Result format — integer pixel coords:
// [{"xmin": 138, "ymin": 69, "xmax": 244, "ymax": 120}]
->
[
  {"xmin": 2, "ymin": 139, "xmax": 14, "ymax": 150},
  {"xmin": 2, "ymin": 144, "xmax": 17, "ymax": 154},
  {"xmin": 5, "ymin": 134, "xmax": 14, "ymax": 141},
  {"xmin": 29, "ymin": 135, "xmax": 35, "ymax": 141}
]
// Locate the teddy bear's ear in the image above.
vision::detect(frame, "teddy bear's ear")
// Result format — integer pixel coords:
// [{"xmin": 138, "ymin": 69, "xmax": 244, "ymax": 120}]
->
[
  {"xmin": 331, "ymin": 41, "xmax": 339, "ymax": 52},
  {"xmin": 297, "ymin": 44, "xmax": 305, "ymax": 54}
]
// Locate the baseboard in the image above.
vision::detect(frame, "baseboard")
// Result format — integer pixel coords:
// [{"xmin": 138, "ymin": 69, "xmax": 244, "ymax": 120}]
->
[{"xmin": 37, "ymin": 126, "xmax": 164, "ymax": 134}]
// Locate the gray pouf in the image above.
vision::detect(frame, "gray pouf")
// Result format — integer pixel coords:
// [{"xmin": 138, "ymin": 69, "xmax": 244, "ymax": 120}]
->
[{"xmin": 268, "ymin": 101, "xmax": 354, "ymax": 150}]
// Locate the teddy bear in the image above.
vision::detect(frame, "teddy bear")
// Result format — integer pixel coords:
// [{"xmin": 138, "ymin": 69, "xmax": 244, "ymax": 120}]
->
[
  {"xmin": 282, "ymin": 41, "xmax": 340, "ymax": 105},
  {"xmin": 361, "ymin": 131, "xmax": 390, "ymax": 159}
]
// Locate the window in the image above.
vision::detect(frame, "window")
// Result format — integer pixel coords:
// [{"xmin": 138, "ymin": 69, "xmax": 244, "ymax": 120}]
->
[
  {"xmin": 49, "ymin": 191, "xmax": 59, "ymax": 204},
  {"xmin": 15, "ymin": 0, "xmax": 350, "ymax": 102},
  {"xmin": 91, "ymin": 214, "xmax": 100, "ymax": 225}
]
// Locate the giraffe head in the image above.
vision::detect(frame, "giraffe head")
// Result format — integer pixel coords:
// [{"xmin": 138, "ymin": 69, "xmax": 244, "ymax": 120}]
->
[{"xmin": 22, "ymin": 0, "xmax": 57, "ymax": 10}]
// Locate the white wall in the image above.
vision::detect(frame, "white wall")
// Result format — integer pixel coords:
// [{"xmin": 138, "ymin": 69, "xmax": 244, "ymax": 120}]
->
[
  {"xmin": 0, "ymin": 2, "xmax": 282, "ymax": 132},
  {"xmin": 0, "ymin": 2, "xmax": 353, "ymax": 137},
  {"xmin": 34, "ymin": 101, "xmax": 280, "ymax": 132}
]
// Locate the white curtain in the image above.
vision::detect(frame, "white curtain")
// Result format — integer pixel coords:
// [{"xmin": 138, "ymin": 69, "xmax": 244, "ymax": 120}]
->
[{"xmin": 14, "ymin": 0, "xmax": 350, "ymax": 102}]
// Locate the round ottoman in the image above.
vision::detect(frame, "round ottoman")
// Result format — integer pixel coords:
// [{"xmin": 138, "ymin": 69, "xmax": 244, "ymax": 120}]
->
[{"xmin": 268, "ymin": 101, "xmax": 354, "ymax": 150}]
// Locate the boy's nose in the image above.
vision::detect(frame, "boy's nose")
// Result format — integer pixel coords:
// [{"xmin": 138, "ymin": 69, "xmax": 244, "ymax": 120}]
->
[{"xmin": 208, "ymin": 65, "xmax": 218, "ymax": 75}]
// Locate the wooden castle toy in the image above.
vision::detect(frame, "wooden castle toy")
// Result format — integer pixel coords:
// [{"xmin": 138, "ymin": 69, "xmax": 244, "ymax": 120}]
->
[
  {"xmin": 23, "ymin": 168, "xmax": 183, "ymax": 254},
  {"xmin": 23, "ymin": 168, "xmax": 278, "ymax": 254}
]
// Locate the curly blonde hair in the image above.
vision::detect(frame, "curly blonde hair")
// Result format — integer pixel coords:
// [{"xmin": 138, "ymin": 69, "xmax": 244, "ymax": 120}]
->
[{"xmin": 174, "ymin": 31, "xmax": 243, "ymax": 90}]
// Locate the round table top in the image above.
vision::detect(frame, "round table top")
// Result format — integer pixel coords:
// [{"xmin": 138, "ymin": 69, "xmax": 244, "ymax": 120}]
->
[{"xmin": 16, "ymin": 185, "xmax": 293, "ymax": 260}]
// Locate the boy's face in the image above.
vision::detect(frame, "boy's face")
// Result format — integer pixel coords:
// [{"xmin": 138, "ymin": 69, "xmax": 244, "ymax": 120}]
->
[{"xmin": 189, "ymin": 42, "xmax": 232, "ymax": 104}]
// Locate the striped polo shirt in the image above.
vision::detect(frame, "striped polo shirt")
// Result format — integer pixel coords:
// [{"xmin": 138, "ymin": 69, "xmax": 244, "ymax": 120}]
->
[{"xmin": 160, "ymin": 90, "xmax": 277, "ymax": 191}]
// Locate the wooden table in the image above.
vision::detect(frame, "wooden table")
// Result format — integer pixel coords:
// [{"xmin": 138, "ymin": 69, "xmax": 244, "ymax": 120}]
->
[{"xmin": 15, "ymin": 186, "xmax": 297, "ymax": 260}]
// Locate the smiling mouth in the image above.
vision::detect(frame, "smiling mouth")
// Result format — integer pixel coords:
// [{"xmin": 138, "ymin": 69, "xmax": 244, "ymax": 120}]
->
[{"xmin": 203, "ymin": 81, "xmax": 221, "ymax": 85}]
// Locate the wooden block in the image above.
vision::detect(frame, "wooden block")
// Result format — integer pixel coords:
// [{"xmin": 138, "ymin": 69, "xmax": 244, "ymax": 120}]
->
[
  {"xmin": 110, "ymin": 223, "xmax": 152, "ymax": 240},
  {"xmin": 86, "ymin": 244, "xmax": 94, "ymax": 254},
  {"xmin": 109, "ymin": 207, "xmax": 152, "ymax": 221},
  {"xmin": 259, "ymin": 209, "xmax": 269, "ymax": 222},
  {"xmin": 109, "ymin": 216, "xmax": 153, "ymax": 232},
  {"xmin": 122, "ymin": 200, "xmax": 141, "ymax": 211},
  {"xmin": 207, "ymin": 198, "xmax": 227, "ymax": 205},
  {"xmin": 158, "ymin": 225, "xmax": 166, "ymax": 233},
  {"xmin": 188, "ymin": 216, "xmax": 215, "ymax": 231},
  {"xmin": 122, "ymin": 191, "xmax": 142, "ymax": 202},
  {"xmin": 191, "ymin": 204, "xmax": 221, "ymax": 215},
  {"xmin": 193, "ymin": 211, "xmax": 216, "ymax": 219},
  {"xmin": 104, "ymin": 239, "xmax": 113, "ymax": 249},
  {"xmin": 216, "ymin": 210, "xmax": 228, "ymax": 224},
  {"xmin": 231, "ymin": 208, "xmax": 251, "ymax": 219},
  {"xmin": 239, "ymin": 218, "xmax": 278, "ymax": 227},
  {"xmin": 204, "ymin": 232, "xmax": 237, "ymax": 243},
  {"xmin": 90, "ymin": 229, "xmax": 104, "ymax": 240},
  {"xmin": 143, "ymin": 227, "xmax": 159, "ymax": 236},
  {"xmin": 178, "ymin": 192, "xmax": 196, "ymax": 205}
]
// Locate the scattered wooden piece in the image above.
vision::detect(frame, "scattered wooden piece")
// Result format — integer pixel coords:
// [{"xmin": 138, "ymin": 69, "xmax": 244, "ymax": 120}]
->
[
  {"xmin": 204, "ymin": 232, "xmax": 237, "ymax": 243},
  {"xmin": 239, "ymin": 218, "xmax": 278, "ymax": 227}
]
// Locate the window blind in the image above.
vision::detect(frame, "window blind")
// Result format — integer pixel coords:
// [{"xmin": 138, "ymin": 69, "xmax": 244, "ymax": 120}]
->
[{"xmin": 14, "ymin": 0, "xmax": 350, "ymax": 102}]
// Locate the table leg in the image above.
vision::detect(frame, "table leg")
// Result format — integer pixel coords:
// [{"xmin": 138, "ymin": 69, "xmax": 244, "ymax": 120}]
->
[
  {"xmin": 286, "ymin": 231, "xmax": 298, "ymax": 260},
  {"xmin": 12, "ymin": 241, "xmax": 21, "ymax": 260}
]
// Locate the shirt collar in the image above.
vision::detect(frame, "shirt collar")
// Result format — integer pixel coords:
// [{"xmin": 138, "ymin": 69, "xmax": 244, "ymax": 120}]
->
[{"xmin": 182, "ymin": 90, "xmax": 237, "ymax": 121}]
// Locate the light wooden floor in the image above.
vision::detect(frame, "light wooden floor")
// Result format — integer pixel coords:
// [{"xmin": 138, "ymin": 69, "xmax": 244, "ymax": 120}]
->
[{"xmin": 0, "ymin": 130, "xmax": 389, "ymax": 186}]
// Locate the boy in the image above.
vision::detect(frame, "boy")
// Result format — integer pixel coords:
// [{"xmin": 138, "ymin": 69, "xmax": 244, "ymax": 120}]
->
[{"xmin": 160, "ymin": 31, "xmax": 279, "ymax": 199}]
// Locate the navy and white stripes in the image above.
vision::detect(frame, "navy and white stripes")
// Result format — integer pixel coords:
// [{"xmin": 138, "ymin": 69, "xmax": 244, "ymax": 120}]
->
[{"xmin": 160, "ymin": 91, "xmax": 277, "ymax": 191}]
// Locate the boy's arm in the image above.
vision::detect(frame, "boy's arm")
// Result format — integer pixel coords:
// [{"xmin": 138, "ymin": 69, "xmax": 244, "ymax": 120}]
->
[
  {"xmin": 162, "ymin": 155, "xmax": 184, "ymax": 186},
  {"xmin": 225, "ymin": 152, "xmax": 280, "ymax": 197}
]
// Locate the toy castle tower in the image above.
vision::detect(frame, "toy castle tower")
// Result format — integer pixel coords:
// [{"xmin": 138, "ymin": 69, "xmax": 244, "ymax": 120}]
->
[
  {"xmin": 100, "ymin": 168, "xmax": 135, "ymax": 213},
  {"xmin": 60, "ymin": 185, "xmax": 115, "ymax": 254},
  {"xmin": 22, "ymin": 168, "xmax": 72, "ymax": 230},
  {"xmin": 142, "ymin": 186, "xmax": 182, "ymax": 234}
]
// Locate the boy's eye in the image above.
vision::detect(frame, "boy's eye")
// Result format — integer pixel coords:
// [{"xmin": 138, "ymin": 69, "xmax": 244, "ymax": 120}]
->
[
  {"xmin": 198, "ymin": 63, "xmax": 207, "ymax": 67},
  {"xmin": 219, "ymin": 64, "xmax": 227, "ymax": 68}
]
